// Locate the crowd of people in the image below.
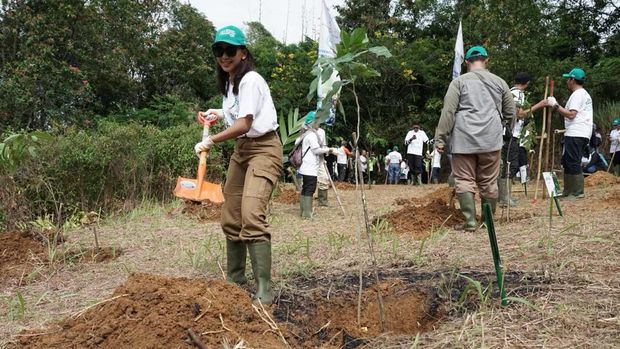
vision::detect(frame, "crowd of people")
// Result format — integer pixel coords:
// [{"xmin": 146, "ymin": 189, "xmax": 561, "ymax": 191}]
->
[{"xmin": 191, "ymin": 25, "xmax": 616, "ymax": 305}]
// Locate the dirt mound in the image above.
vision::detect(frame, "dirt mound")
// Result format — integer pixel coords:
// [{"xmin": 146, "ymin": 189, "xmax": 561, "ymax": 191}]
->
[
  {"xmin": 17, "ymin": 273, "xmax": 287, "ymax": 349},
  {"xmin": 273, "ymin": 188, "xmax": 299, "ymax": 204},
  {"xmin": 584, "ymin": 171, "xmax": 620, "ymax": 187},
  {"xmin": 0, "ymin": 232, "xmax": 46, "ymax": 284},
  {"xmin": 395, "ymin": 186, "xmax": 454, "ymax": 206},
  {"xmin": 603, "ymin": 188, "xmax": 620, "ymax": 205},
  {"xmin": 380, "ymin": 197, "xmax": 463, "ymax": 239},
  {"xmin": 179, "ymin": 200, "xmax": 222, "ymax": 221}
]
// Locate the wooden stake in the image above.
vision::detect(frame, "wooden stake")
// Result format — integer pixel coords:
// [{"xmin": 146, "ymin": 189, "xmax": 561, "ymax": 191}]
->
[{"xmin": 534, "ymin": 76, "xmax": 550, "ymax": 201}]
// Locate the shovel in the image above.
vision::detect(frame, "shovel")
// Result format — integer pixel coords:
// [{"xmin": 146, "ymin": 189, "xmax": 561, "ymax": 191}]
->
[{"xmin": 174, "ymin": 122, "xmax": 225, "ymax": 203}]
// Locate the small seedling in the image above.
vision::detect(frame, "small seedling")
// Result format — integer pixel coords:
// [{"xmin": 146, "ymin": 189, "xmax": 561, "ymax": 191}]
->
[{"xmin": 80, "ymin": 211, "xmax": 101, "ymax": 252}]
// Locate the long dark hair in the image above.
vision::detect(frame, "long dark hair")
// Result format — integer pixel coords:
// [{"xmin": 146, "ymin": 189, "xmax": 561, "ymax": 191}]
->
[{"xmin": 216, "ymin": 47, "xmax": 255, "ymax": 96}]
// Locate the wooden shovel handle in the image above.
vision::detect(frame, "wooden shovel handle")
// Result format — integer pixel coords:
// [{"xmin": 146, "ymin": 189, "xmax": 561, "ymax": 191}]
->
[
  {"xmin": 196, "ymin": 123, "xmax": 210, "ymax": 191},
  {"xmin": 549, "ymin": 80, "xmax": 554, "ymax": 96}
]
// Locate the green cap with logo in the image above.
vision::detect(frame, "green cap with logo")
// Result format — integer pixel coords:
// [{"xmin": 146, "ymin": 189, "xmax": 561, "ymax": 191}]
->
[
  {"xmin": 213, "ymin": 25, "xmax": 246, "ymax": 47},
  {"xmin": 562, "ymin": 67, "xmax": 586, "ymax": 81},
  {"xmin": 465, "ymin": 45, "xmax": 488, "ymax": 60},
  {"xmin": 613, "ymin": 117, "xmax": 620, "ymax": 126}
]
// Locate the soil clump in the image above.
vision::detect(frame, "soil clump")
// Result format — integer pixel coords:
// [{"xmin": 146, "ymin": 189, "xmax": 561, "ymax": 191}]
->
[
  {"xmin": 334, "ymin": 182, "xmax": 356, "ymax": 191},
  {"xmin": 273, "ymin": 188, "xmax": 299, "ymax": 204},
  {"xmin": 381, "ymin": 198, "xmax": 463, "ymax": 239},
  {"xmin": 584, "ymin": 171, "xmax": 620, "ymax": 187},
  {"xmin": 179, "ymin": 200, "xmax": 222, "ymax": 221},
  {"xmin": 64, "ymin": 246, "xmax": 122, "ymax": 263}
]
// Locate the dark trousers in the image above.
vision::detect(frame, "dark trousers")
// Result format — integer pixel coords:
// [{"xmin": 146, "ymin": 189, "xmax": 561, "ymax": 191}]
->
[
  {"xmin": 501, "ymin": 137, "xmax": 520, "ymax": 178},
  {"xmin": 301, "ymin": 175, "xmax": 317, "ymax": 196},
  {"xmin": 407, "ymin": 154, "xmax": 423, "ymax": 176},
  {"xmin": 337, "ymin": 164, "xmax": 347, "ymax": 182},
  {"xmin": 518, "ymin": 146, "xmax": 528, "ymax": 167},
  {"xmin": 562, "ymin": 136, "xmax": 588, "ymax": 175},
  {"xmin": 431, "ymin": 167, "xmax": 440, "ymax": 182}
]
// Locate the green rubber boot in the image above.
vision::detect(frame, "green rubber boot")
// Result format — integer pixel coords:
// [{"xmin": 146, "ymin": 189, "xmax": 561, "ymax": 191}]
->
[
  {"xmin": 247, "ymin": 240, "xmax": 273, "ymax": 305},
  {"xmin": 614, "ymin": 164, "xmax": 620, "ymax": 177},
  {"xmin": 226, "ymin": 240, "xmax": 247, "ymax": 284},
  {"xmin": 416, "ymin": 174, "xmax": 423, "ymax": 185},
  {"xmin": 456, "ymin": 192, "xmax": 477, "ymax": 231},
  {"xmin": 498, "ymin": 179, "xmax": 518, "ymax": 207},
  {"xmin": 300, "ymin": 195, "xmax": 313, "ymax": 219},
  {"xmin": 481, "ymin": 197, "xmax": 497, "ymax": 223},
  {"xmin": 317, "ymin": 189, "xmax": 328, "ymax": 207},
  {"xmin": 562, "ymin": 174, "xmax": 585, "ymax": 200}
]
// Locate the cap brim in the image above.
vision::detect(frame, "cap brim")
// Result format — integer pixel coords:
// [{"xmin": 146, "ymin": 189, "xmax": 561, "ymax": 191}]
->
[
  {"xmin": 562, "ymin": 73, "xmax": 571, "ymax": 78},
  {"xmin": 211, "ymin": 39, "xmax": 244, "ymax": 47}
]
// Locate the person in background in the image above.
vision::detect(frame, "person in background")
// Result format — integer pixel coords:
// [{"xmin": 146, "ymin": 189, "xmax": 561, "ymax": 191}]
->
[
  {"xmin": 427, "ymin": 148, "xmax": 442, "ymax": 184},
  {"xmin": 609, "ymin": 118, "xmax": 620, "ymax": 176},
  {"xmin": 336, "ymin": 140, "xmax": 352, "ymax": 181},
  {"xmin": 315, "ymin": 121, "xmax": 331, "ymax": 206},
  {"xmin": 384, "ymin": 149, "xmax": 390, "ymax": 184},
  {"xmin": 295, "ymin": 111, "xmax": 332, "ymax": 218},
  {"xmin": 195, "ymin": 26, "xmax": 281, "ymax": 304},
  {"xmin": 359, "ymin": 149, "xmax": 368, "ymax": 182},
  {"xmin": 387, "ymin": 146, "xmax": 403, "ymax": 184},
  {"xmin": 544, "ymin": 67, "xmax": 593, "ymax": 199},
  {"xmin": 434, "ymin": 45, "xmax": 515, "ymax": 231},
  {"xmin": 399, "ymin": 160, "xmax": 410, "ymax": 184},
  {"xmin": 404, "ymin": 121, "xmax": 429, "ymax": 185},
  {"xmin": 368, "ymin": 151, "xmax": 378, "ymax": 184}
]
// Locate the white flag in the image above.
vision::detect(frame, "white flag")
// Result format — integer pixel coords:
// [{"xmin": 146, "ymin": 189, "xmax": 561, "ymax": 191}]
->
[
  {"xmin": 452, "ymin": 21, "xmax": 464, "ymax": 80},
  {"xmin": 318, "ymin": 0, "xmax": 341, "ymax": 125}
]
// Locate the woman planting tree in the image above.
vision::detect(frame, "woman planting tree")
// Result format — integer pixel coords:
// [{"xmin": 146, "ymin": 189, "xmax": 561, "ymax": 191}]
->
[{"xmin": 195, "ymin": 25, "xmax": 282, "ymax": 305}]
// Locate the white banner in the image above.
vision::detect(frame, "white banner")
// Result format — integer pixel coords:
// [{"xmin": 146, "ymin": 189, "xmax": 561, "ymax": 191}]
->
[
  {"xmin": 452, "ymin": 21, "xmax": 464, "ymax": 80},
  {"xmin": 318, "ymin": 0, "xmax": 341, "ymax": 126}
]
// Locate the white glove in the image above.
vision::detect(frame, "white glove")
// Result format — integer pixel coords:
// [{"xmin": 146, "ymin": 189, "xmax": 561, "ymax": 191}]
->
[
  {"xmin": 197, "ymin": 109, "xmax": 223, "ymax": 125},
  {"xmin": 546, "ymin": 97, "xmax": 558, "ymax": 108},
  {"xmin": 194, "ymin": 137, "xmax": 215, "ymax": 155}
]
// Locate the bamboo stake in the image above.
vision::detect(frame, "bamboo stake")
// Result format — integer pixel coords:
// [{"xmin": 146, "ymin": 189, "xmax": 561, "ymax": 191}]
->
[
  {"xmin": 324, "ymin": 162, "xmax": 346, "ymax": 216},
  {"xmin": 534, "ymin": 76, "xmax": 550, "ymax": 202},
  {"xmin": 608, "ymin": 141, "xmax": 618, "ymax": 172}
]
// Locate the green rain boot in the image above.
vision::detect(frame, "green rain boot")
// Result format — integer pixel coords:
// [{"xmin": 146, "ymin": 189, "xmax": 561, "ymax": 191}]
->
[
  {"xmin": 317, "ymin": 189, "xmax": 328, "ymax": 207},
  {"xmin": 247, "ymin": 240, "xmax": 273, "ymax": 305},
  {"xmin": 416, "ymin": 174, "xmax": 423, "ymax": 186},
  {"xmin": 456, "ymin": 192, "xmax": 477, "ymax": 231},
  {"xmin": 300, "ymin": 195, "xmax": 313, "ymax": 219},
  {"xmin": 498, "ymin": 179, "xmax": 518, "ymax": 207},
  {"xmin": 614, "ymin": 164, "xmax": 620, "ymax": 177},
  {"xmin": 226, "ymin": 240, "xmax": 247, "ymax": 284},
  {"xmin": 481, "ymin": 197, "xmax": 497, "ymax": 223},
  {"xmin": 562, "ymin": 174, "xmax": 585, "ymax": 200}
]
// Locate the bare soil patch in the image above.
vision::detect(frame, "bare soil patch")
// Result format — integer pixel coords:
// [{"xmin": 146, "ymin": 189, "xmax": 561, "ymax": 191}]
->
[
  {"xmin": 0, "ymin": 232, "xmax": 46, "ymax": 285},
  {"xmin": 273, "ymin": 188, "xmax": 299, "ymax": 204},
  {"xmin": 584, "ymin": 171, "xmax": 620, "ymax": 187},
  {"xmin": 334, "ymin": 182, "xmax": 356, "ymax": 190},
  {"xmin": 64, "ymin": 246, "xmax": 122, "ymax": 263}
]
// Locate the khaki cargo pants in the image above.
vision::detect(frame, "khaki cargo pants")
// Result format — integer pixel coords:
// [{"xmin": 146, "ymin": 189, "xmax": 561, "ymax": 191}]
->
[
  {"xmin": 452, "ymin": 151, "xmax": 500, "ymax": 199},
  {"xmin": 221, "ymin": 132, "xmax": 283, "ymax": 242},
  {"xmin": 317, "ymin": 159, "xmax": 330, "ymax": 190}
]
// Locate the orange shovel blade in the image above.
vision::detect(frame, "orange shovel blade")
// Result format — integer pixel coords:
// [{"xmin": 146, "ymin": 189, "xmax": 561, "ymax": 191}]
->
[{"xmin": 174, "ymin": 177, "xmax": 225, "ymax": 203}]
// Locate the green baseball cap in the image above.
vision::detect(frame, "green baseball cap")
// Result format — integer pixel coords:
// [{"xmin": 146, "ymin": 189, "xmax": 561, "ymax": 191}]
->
[
  {"xmin": 393, "ymin": 145, "xmax": 399, "ymax": 151},
  {"xmin": 562, "ymin": 68, "xmax": 586, "ymax": 81},
  {"xmin": 613, "ymin": 118, "xmax": 620, "ymax": 126},
  {"xmin": 304, "ymin": 111, "xmax": 316, "ymax": 125},
  {"xmin": 465, "ymin": 45, "xmax": 488, "ymax": 60},
  {"xmin": 213, "ymin": 25, "xmax": 246, "ymax": 47}
]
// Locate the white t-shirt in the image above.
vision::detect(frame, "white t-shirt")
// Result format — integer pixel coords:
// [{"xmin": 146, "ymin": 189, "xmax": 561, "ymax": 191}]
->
[
  {"xmin": 610, "ymin": 129, "xmax": 620, "ymax": 153},
  {"xmin": 430, "ymin": 149, "xmax": 441, "ymax": 168},
  {"xmin": 337, "ymin": 146, "xmax": 349, "ymax": 164},
  {"xmin": 222, "ymin": 71, "xmax": 279, "ymax": 138},
  {"xmin": 510, "ymin": 88, "xmax": 528, "ymax": 140},
  {"xmin": 564, "ymin": 88, "xmax": 593, "ymax": 139},
  {"xmin": 359, "ymin": 155, "xmax": 368, "ymax": 172},
  {"xmin": 404, "ymin": 130, "xmax": 429, "ymax": 155},
  {"xmin": 298, "ymin": 131, "xmax": 321, "ymax": 176},
  {"xmin": 388, "ymin": 151, "xmax": 402, "ymax": 164}
]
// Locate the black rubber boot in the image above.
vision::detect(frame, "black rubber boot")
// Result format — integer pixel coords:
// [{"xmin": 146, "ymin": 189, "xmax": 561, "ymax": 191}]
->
[
  {"xmin": 247, "ymin": 240, "xmax": 273, "ymax": 305},
  {"xmin": 226, "ymin": 240, "xmax": 247, "ymax": 284}
]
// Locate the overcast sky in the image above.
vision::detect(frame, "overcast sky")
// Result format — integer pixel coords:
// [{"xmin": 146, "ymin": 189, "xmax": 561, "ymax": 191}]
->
[{"xmin": 188, "ymin": 0, "xmax": 345, "ymax": 44}]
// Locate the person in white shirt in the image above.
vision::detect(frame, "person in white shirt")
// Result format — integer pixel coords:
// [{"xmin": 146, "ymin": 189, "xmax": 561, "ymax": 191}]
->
[
  {"xmin": 387, "ymin": 146, "xmax": 402, "ymax": 184},
  {"xmin": 195, "ymin": 26, "xmax": 281, "ymax": 305},
  {"xmin": 609, "ymin": 118, "xmax": 620, "ymax": 176},
  {"xmin": 295, "ymin": 111, "xmax": 332, "ymax": 218},
  {"xmin": 427, "ymin": 148, "xmax": 442, "ymax": 184},
  {"xmin": 359, "ymin": 149, "xmax": 368, "ymax": 175},
  {"xmin": 544, "ymin": 67, "xmax": 593, "ymax": 199},
  {"xmin": 404, "ymin": 122, "xmax": 429, "ymax": 185},
  {"xmin": 336, "ymin": 140, "xmax": 352, "ymax": 182}
]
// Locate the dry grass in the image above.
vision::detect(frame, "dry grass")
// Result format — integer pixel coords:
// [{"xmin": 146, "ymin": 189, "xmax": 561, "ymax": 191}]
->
[{"xmin": 1, "ymin": 182, "xmax": 619, "ymax": 348}]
